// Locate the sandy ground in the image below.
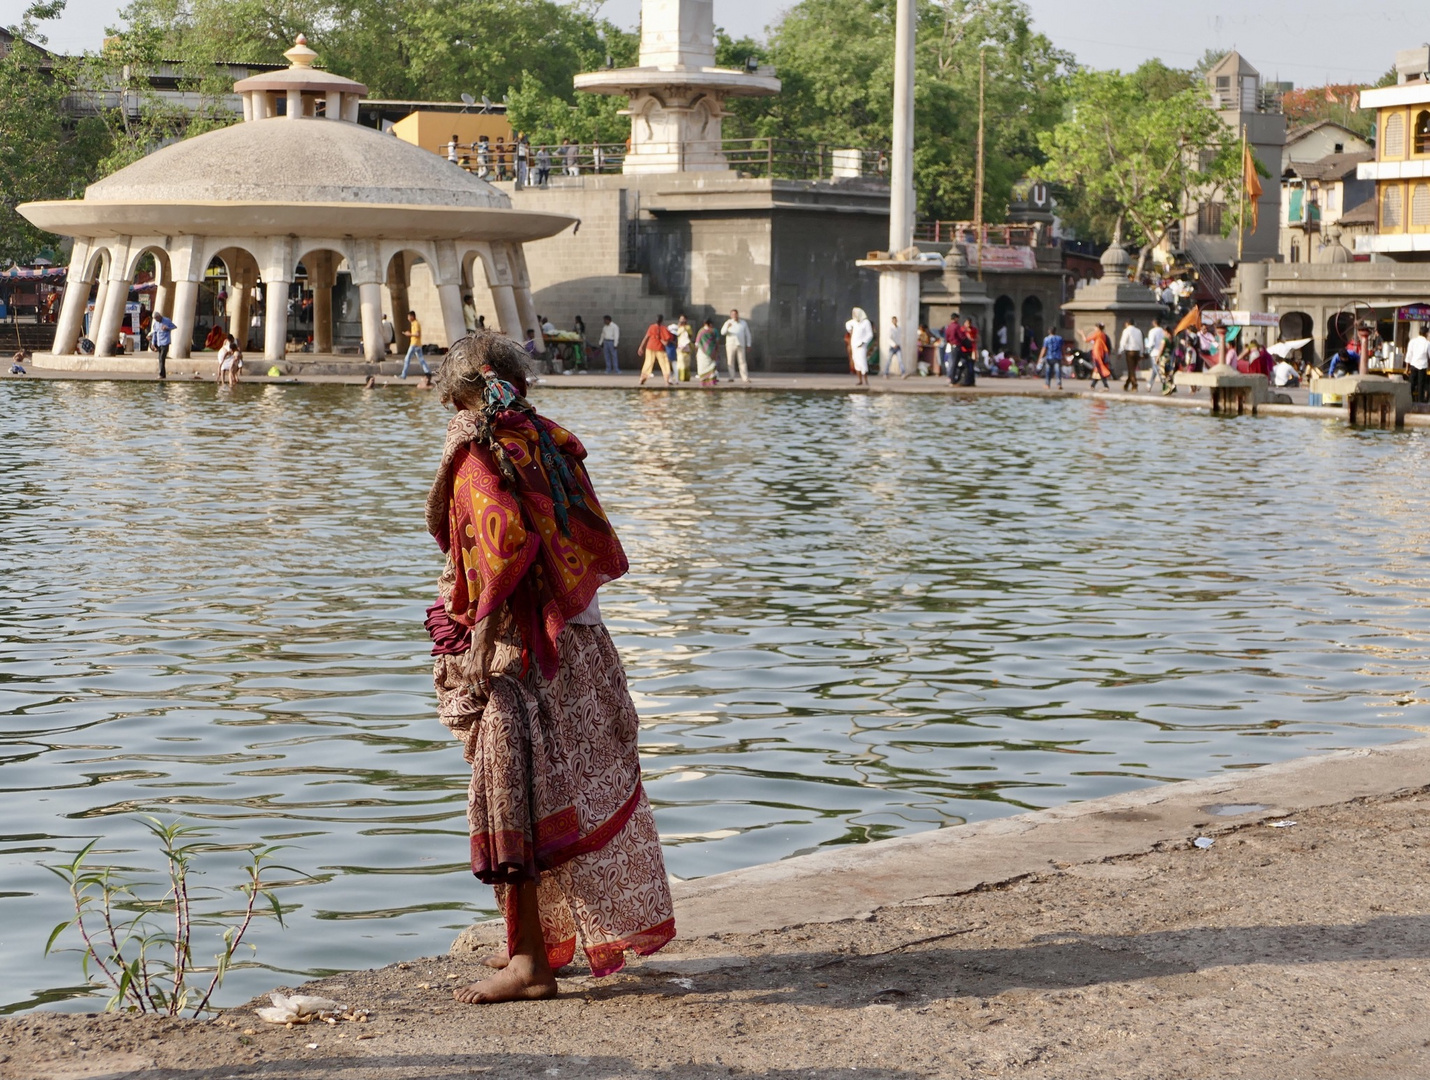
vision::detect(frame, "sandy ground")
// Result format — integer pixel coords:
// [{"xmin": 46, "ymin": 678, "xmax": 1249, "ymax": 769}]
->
[{"xmin": 5, "ymin": 786, "xmax": 1430, "ymax": 1080}]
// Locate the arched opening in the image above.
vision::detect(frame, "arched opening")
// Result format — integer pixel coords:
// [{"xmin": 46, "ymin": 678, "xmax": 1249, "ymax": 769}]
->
[
  {"xmin": 1279, "ymin": 311, "xmax": 1315, "ymax": 367},
  {"xmin": 1326, "ymin": 311, "xmax": 1358, "ymax": 364},
  {"xmin": 1020, "ymin": 295, "xmax": 1044, "ymax": 356},
  {"xmin": 205, "ymin": 245, "xmax": 264, "ymax": 351},
  {"xmin": 199, "ymin": 254, "xmax": 231, "ymax": 350},
  {"xmin": 460, "ymin": 248, "xmax": 499, "ymax": 335},
  {"xmin": 385, "ymin": 248, "xmax": 437, "ymax": 354},
  {"xmin": 294, "ymin": 247, "xmax": 352, "ymax": 354},
  {"xmin": 124, "ymin": 247, "xmax": 173, "ymax": 354},
  {"xmin": 1415, "ymin": 110, "xmax": 1430, "ymax": 155},
  {"xmin": 77, "ymin": 247, "xmax": 111, "ymax": 340},
  {"xmin": 992, "ymin": 294, "xmax": 1015, "ymax": 355}
]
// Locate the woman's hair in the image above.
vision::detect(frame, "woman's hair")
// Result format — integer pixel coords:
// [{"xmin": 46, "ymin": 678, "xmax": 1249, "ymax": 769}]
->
[{"xmin": 435, "ymin": 331, "xmax": 531, "ymax": 407}]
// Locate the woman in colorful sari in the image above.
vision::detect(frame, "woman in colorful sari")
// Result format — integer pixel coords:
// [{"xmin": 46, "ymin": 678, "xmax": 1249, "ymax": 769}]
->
[
  {"xmin": 695, "ymin": 317, "xmax": 719, "ymax": 386},
  {"xmin": 425, "ymin": 332, "xmax": 675, "ymax": 1004}
]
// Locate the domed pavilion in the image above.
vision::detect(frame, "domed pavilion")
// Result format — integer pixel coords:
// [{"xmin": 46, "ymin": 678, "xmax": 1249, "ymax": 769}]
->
[{"xmin": 20, "ymin": 37, "xmax": 576, "ymax": 366}]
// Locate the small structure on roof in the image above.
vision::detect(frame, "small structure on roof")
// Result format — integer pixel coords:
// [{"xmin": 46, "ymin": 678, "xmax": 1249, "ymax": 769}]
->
[
  {"xmin": 573, "ymin": 0, "xmax": 780, "ymax": 173},
  {"xmin": 20, "ymin": 36, "xmax": 576, "ymax": 366}
]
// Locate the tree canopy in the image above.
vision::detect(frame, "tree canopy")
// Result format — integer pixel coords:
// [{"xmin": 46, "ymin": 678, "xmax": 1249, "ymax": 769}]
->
[
  {"xmin": 729, "ymin": 0, "xmax": 1073, "ymax": 221},
  {"xmin": 0, "ymin": 4, "xmax": 107, "ymax": 266},
  {"xmin": 1035, "ymin": 60, "xmax": 1246, "ymax": 277}
]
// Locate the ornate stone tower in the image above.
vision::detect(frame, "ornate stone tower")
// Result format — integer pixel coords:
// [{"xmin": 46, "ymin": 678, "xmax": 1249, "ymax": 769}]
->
[{"xmin": 573, "ymin": 0, "xmax": 779, "ymax": 174}]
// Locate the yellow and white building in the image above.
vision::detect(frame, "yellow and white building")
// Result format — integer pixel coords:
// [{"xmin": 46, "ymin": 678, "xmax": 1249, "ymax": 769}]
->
[{"xmin": 1357, "ymin": 47, "xmax": 1430, "ymax": 256}]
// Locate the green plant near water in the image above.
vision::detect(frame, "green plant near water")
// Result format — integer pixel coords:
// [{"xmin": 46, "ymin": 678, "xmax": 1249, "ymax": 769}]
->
[{"xmin": 45, "ymin": 817, "xmax": 297, "ymax": 1016}]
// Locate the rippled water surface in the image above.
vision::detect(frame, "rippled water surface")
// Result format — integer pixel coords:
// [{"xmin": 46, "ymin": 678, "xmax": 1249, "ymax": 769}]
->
[{"xmin": 3, "ymin": 379, "xmax": 1429, "ymax": 1012}]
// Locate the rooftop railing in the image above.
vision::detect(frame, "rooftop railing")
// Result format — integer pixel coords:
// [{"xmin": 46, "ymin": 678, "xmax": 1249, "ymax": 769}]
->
[
  {"xmin": 449, "ymin": 138, "xmax": 886, "ymax": 181},
  {"xmin": 914, "ymin": 221, "xmax": 1052, "ymax": 246}
]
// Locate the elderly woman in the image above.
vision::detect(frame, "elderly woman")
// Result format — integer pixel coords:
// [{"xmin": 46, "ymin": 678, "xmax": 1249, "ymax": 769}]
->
[{"xmin": 425, "ymin": 332, "xmax": 675, "ymax": 1005}]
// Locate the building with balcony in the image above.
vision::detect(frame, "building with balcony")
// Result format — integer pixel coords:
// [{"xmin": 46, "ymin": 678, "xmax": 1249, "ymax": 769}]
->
[
  {"xmin": 1280, "ymin": 151, "xmax": 1374, "ymax": 263},
  {"xmin": 1355, "ymin": 47, "xmax": 1430, "ymax": 258}
]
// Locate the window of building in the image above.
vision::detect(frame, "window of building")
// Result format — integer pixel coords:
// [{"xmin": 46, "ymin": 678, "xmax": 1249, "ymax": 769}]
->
[
  {"xmin": 1197, "ymin": 201, "xmax": 1224, "ymax": 234},
  {"xmin": 1413, "ymin": 183, "xmax": 1430, "ymax": 227},
  {"xmin": 1383, "ymin": 184, "xmax": 1403, "ymax": 229},
  {"xmin": 1385, "ymin": 112, "xmax": 1406, "ymax": 157},
  {"xmin": 1416, "ymin": 111, "xmax": 1430, "ymax": 155},
  {"xmin": 1290, "ymin": 243, "xmax": 1300, "ymax": 263}
]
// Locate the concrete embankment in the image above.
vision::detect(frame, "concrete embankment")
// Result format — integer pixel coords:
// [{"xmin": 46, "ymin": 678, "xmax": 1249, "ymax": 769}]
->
[
  {"xmin": 6, "ymin": 737, "xmax": 1430, "ymax": 1079},
  {"xmin": 10, "ymin": 359, "xmax": 1430, "ymax": 430}
]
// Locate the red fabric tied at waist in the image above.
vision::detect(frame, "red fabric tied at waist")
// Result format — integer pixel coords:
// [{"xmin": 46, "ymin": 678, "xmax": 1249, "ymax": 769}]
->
[{"xmin": 425, "ymin": 598, "xmax": 472, "ymax": 656}]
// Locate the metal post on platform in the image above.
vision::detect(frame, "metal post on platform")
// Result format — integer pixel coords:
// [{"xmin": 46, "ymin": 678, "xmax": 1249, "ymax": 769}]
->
[{"xmin": 876, "ymin": 0, "xmax": 918, "ymax": 371}]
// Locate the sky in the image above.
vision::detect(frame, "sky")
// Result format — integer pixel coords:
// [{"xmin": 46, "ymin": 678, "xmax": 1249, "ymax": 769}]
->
[{"xmin": 26, "ymin": 0, "xmax": 1427, "ymax": 88}]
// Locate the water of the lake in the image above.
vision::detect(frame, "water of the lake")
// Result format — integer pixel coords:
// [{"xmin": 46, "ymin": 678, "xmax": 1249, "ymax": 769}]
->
[{"xmin": 3, "ymin": 379, "xmax": 1428, "ymax": 1013}]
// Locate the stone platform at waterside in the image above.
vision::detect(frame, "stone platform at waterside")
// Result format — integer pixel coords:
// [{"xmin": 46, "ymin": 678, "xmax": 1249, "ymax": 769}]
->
[
  {"xmin": 11, "ymin": 360, "xmax": 1430, "ymax": 432},
  {"xmin": 6, "ymin": 737, "xmax": 1430, "ymax": 1079}
]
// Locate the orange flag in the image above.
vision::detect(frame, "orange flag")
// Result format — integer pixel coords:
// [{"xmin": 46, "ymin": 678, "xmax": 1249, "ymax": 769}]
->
[
  {"xmin": 1243, "ymin": 142, "xmax": 1263, "ymax": 231},
  {"xmin": 1174, "ymin": 306, "xmax": 1201, "ymax": 336}
]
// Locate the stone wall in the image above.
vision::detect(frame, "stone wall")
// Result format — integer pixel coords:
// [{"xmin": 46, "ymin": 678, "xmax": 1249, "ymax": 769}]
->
[{"xmin": 490, "ymin": 172, "xmax": 889, "ymax": 371}]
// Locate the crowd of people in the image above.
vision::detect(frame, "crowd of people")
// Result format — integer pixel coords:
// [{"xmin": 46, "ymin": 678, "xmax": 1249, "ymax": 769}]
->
[{"xmin": 444, "ymin": 133, "xmax": 617, "ymax": 184}]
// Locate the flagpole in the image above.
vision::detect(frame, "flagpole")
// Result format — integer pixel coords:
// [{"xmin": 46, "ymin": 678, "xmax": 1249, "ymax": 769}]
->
[
  {"xmin": 1238, "ymin": 123, "xmax": 1247, "ymax": 263},
  {"xmin": 975, "ymin": 48, "xmax": 986, "ymax": 282}
]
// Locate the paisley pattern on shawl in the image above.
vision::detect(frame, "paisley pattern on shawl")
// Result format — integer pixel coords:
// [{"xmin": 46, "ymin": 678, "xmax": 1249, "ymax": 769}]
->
[{"xmin": 427, "ymin": 407, "xmax": 629, "ymax": 678}]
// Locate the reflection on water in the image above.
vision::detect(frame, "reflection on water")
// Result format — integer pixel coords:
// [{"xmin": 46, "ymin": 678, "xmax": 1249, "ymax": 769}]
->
[{"xmin": 2, "ymin": 379, "xmax": 1429, "ymax": 1012}]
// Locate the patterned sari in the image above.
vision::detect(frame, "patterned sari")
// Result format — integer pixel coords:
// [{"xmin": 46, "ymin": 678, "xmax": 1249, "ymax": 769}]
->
[{"xmin": 427, "ymin": 405, "xmax": 675, "ymax": 976}]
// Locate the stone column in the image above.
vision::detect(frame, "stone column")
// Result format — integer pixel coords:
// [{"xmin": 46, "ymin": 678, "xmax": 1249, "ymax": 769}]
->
[
  {"xmin": 505, "ymin": 245, "xmax": 544, "ymax": 352},
  {"xmin": 431, "ymin": 241, "xmax": 468, "ymax": 348},
  {"xmin": 436, "ymin": 284, "xmax": 466, "ymax": 348},
  {"xmin": 358, "ymin": 283, "xmax": 385, "ymax": 363},
  {"xmin": 514, "ymin": 286, "xmax": 541, "ymax": 349},
  {"xmin": 483, "ymin": 245, "xmax": 524, "ymax": 339},
  {"xmin": 264, "ymin": 279, "xmax": 290, "ymax": 362},
  {"xmin": 309, "ymin": 253, "xmax": 335, "ymax": 354},
  {"xmin": 170, "ymin": 279, "xmax": 200, "ymax": 359},
  {"xmin": 386, "ymin": 253, "xmax": 411, "ymax": 352},
  {"xmin": 230, "ymin": 280, "xmax": 252, "ymax": 345},
  {"xmin": 52, "ymin": 239, "xmax": 95, "ymax": 356},
  {"xmin": 325, "ymin": 89, "xmax": 340, "ymax": 119},
  {"xmin": 287, "ymin": 88, "xmax": 302, "ymax": 117},
  {"xmin": 93, "ymin": 240, "xmax": 132, "ymax": 358},
  {"xmin": 488, "ymin": 284, "xmax": 522, "ymax": 338},
  {"xmin": 90, "ymin": 275, "xmax": 110, "ymax": 343},
  {"xmin": 352, "ymin": 240, "xmax": 387, "ymax": 364},
  {"xmin": 167, "ymin": 236, "xmax": 204, "ymax": 360}
]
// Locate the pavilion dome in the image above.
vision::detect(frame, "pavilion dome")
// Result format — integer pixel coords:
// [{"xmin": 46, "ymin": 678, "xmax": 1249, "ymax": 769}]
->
[{"xmin": 84, "ymin": 118, "xmax": 510, "ymax": 210}]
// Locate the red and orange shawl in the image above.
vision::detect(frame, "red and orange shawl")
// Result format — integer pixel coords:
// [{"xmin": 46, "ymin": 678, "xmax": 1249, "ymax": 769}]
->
[{"xmin": 425, "ymin": 405, "xmax": 628, "ymax": 679}]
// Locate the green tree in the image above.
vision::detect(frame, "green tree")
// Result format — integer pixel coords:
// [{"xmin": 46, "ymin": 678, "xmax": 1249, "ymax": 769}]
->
[
  {"xmin": 725, "ymin": 0, "xmax": 1073, "ymax": 221},
  {"xmin": 0, "ymin": 2, "xmax": 105, "ymax": 265},
  {"xmin": 1035, "ymin": 61, "xmax": 1245, "ymax": 278}
]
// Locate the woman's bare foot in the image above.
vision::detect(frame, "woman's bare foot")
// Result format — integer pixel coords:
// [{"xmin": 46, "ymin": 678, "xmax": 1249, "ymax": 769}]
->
[
  {"xmin": 480, "ymin": 950, "xmax": 509, "ymax": 970},
  {"xmin": 452, "ymin": 954, "xmax": 557, "ymax": 1004}
]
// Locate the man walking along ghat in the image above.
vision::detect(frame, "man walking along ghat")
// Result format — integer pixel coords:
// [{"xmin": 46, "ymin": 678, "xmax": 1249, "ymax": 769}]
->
[
  {"xmin": 720, "ymin": 309, "xmax": 752, "ymax": 383},
  {"xmin": 1038, "ymin": 326, "xmax": 1064, "ymax": 389},
  {"xmin": 1145, "ymin": 316, "xmax": 1171, "ymax": 394},
  {"xmin": 402, "ymin": 311, "xmax": 431, "ymax": 378},
  {"xmin": 638, "ymin": 314, "xmax": 673, "ymax": 385},
  {"xmin": 425, "ymin": 333, "xmax": 675, "ymax": 1004},
  {"xmin": 151, "ymin": 312, "xmax": 176, "ymax": 379},
  {"xmin": 600, "ymin": 315, "xmax": 620, "ymax": 373},
  {"xmin": 1407, "ymin": 323, "xmax": 1429, "ymax": 404},
  {"xmin": 1119, "ymin": 318, "xmax": 1144, "ymax": 392}
]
